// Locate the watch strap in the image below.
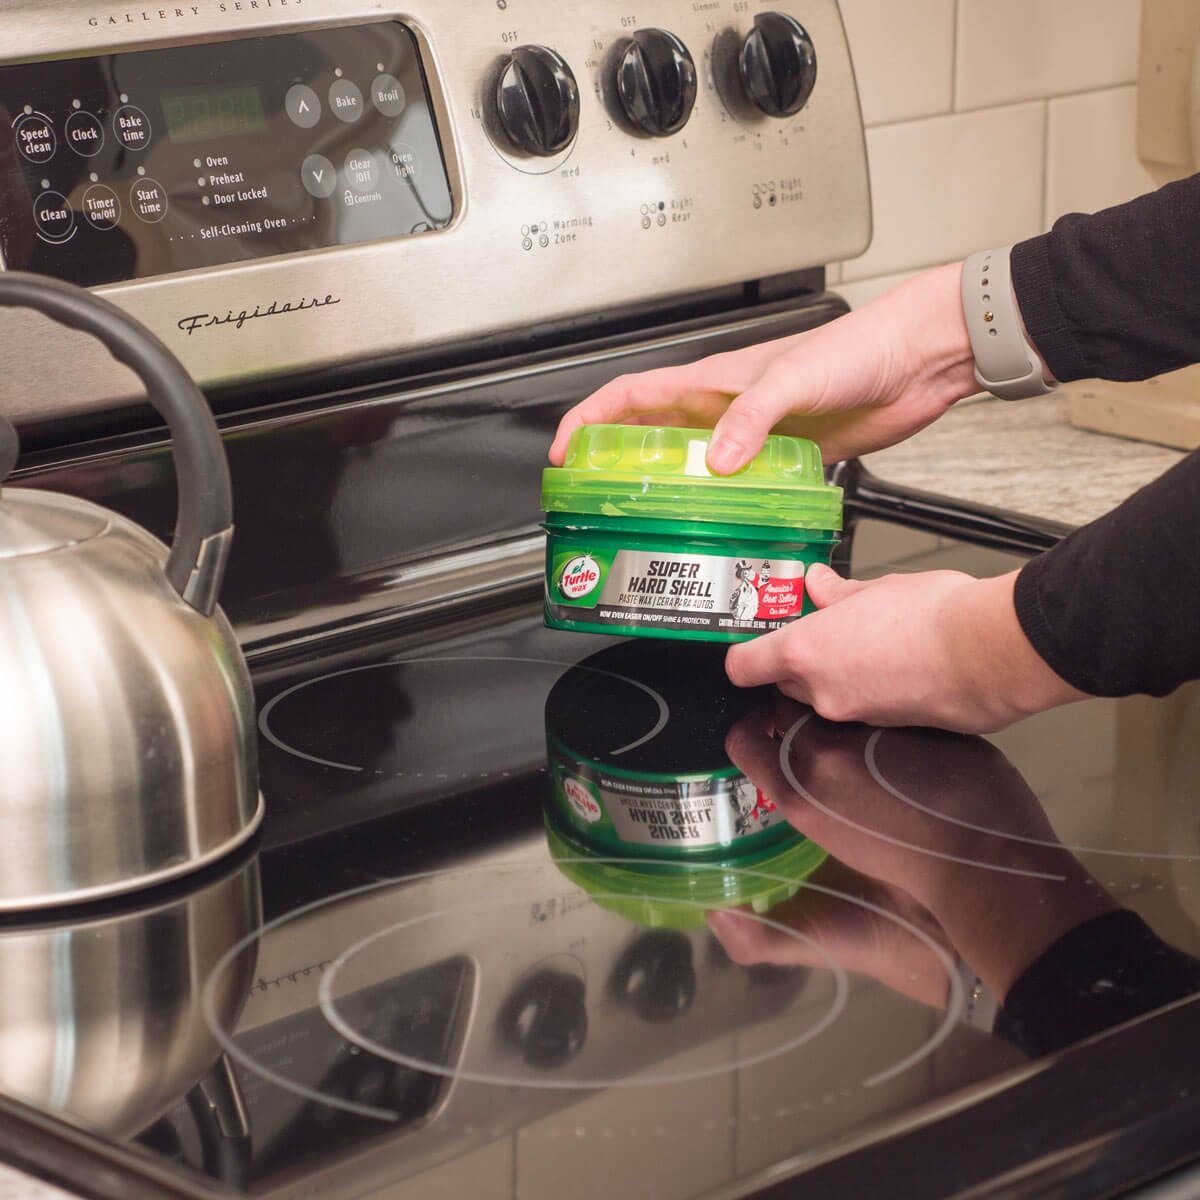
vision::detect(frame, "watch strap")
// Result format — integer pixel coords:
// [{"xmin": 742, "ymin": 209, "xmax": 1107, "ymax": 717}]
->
[{"xmin": 962, "ymin": 247, "xmax": 1057, "ymax": 401}]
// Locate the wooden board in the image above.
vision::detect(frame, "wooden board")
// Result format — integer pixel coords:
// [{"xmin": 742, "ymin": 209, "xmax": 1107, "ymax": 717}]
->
[{"xmin": 1065, "ymin": 367, "xmax": 1200, "ymax": 451}]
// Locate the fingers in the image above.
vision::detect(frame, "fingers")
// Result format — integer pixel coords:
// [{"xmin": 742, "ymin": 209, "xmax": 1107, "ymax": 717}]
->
[
  {"xmin": 706, "ymin": 363, "xmax": 803, "ymax": 474},
  {"xmin": 547, "ymin": 362, "xmax": 718, "ymax": 465},
  {"xmin": 803, "ymin": 562, "xmax": 873, "ymax": 608}
]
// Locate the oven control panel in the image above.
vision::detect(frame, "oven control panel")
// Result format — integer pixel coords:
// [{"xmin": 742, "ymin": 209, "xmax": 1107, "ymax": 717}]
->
[
  {"xmin": 0, "ymin": 24, "xmax": 452, "ymax": 286},
  {"xmin": 0, "ymin": 1, "xmax": 870, "ymax": 421}
]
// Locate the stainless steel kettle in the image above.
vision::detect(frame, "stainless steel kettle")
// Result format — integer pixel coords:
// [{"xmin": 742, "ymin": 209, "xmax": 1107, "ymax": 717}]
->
[{"xmin": 0, "ymin": 271, "xmax": 262, "ymax": 910}]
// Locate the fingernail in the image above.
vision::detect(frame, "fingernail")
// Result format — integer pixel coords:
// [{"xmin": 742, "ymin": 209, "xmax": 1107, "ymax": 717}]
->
[
  {"xmin": 707, "ymin": 434, "xmax": 743, "ymax": 475},
  {"xmin": 807, "ymin": 563, "xmax": 832, "ymax": 580}
]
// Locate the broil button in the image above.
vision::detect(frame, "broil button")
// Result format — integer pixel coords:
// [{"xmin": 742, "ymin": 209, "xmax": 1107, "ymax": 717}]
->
[
  {"xmin": 33, "ymin": 191, "xmax": 74, "ymax": 241},
  {"xmin": 130, "ymin": 177, "xmax": 167, "ymax": 223},
  {"xmin": 371, "ymin": 73, "xmax": 406, "ymax": 118}
]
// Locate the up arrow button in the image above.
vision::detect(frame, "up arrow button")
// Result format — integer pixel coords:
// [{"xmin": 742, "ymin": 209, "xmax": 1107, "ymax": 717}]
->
[{"xmin": 286, "ymin": 84, "xmax": 321, "ymax": 129}]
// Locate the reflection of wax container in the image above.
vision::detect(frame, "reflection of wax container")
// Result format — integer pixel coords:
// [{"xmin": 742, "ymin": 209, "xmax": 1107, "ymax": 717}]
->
[
  {"xmin": 545, "ymin": 640, "xmax": 825, "ymax": 869},
  {"xmin": 545, "ymin": 817, "xmax": 825, "ymax": 931}
]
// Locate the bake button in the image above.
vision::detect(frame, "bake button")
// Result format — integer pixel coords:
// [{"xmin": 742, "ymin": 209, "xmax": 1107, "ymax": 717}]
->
[
  {"xmin": 300, "ymin": 153, "xmax": 336, "ymax": 198},
  {"xmin": 285, "ymin": 84, "xmax": 321, "ymax": 129},
  {"xmin": 371, "ymin": 73, "xmax": 406, "ymax": 118},
  {"xmin": 15, "ymin": 114, "xmax": 56, "ymax": 164},
  {"xmin": 82, "ymin": 184, "xmax": 121, "ymax": 230},
  {"xmin": 113, "ymin": 104, "xmax": 151, "ymax": 151},
  {"xmin": 33, "ymin": 191, "xmax": 74, "ymax": 241},
  {"xmin": 329, "ymin": 79, "xmax": 364, "ymax": 124},
  {"xmin": 65, "ymin": 111, "xmax": 105, "ymax": 157},
  {"xmin": 344, "ymin": 148, "xmax": 379, "ymax": 193},
  {"xmin": 130, "ymin": 177, "xmax": 167, "ymax": 223}
]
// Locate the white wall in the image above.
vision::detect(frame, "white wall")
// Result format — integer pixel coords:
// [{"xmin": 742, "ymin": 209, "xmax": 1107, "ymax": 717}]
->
[{"xmin": 834, "ymin": 0, "xmax": 1157, "ymax": 306}]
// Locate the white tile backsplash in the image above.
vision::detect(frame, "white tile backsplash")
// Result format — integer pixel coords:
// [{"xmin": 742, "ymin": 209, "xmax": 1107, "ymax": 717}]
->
[
  {"xmin": 839, "ymin": 0, "xmax": 955, "ymax": 125},
  {"xmin": 840, "ymin": 102, "xmax": 1045, "ymax": 282},
  {"xmin": 955, "ymin": 0, "xmax": 1141, "ymax": 111},
  {"xmin": 834, "ymin": 0, "xmax": 1152, "ymax": 300},
  {"xmin": 1045, "ymin": 85, "xmax": 1158, "ymax": 224}
]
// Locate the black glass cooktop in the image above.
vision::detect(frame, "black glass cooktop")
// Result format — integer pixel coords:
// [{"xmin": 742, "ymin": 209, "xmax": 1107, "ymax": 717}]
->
[{"xmin": 6, "ymin": 519, "xmax": 1200, "ymax": 1200}]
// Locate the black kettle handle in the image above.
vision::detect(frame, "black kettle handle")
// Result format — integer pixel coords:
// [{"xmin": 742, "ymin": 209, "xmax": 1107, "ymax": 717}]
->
[{"xmin": 0, "ymin": 272, "xmax": 231, "ymax": 615}]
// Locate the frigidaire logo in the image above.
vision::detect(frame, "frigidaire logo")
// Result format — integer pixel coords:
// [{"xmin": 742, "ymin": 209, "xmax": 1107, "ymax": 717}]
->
[
  {"xmin": 89, "ymin": 1, "xmax": 303, "ymax": 27},
  {"xmin": 177, "ymin": 293, "xmax": 341, "ymax": 335}
]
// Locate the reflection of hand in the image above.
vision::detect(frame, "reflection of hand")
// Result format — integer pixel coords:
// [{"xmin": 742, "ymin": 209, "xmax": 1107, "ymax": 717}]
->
[
  {"xmin": 709, "ymin": 857, "xmax": 954, "ymax": 1010},
  {"xmin": 725, "ymin": 566, "xmax": 1087, "ymax": 734},
  {"xmin": 549, "ymin": 263, "xmax": 977, "ymax": 473},
  {"xmin": 722, "ymin": 704, "xmax": 1116, "ymax": 999}
]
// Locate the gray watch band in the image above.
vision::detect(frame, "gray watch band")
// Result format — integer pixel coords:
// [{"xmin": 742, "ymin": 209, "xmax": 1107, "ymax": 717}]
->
[{"xmin": 961, "ymin": 247, "xmax": 1057, "ymax": 401}]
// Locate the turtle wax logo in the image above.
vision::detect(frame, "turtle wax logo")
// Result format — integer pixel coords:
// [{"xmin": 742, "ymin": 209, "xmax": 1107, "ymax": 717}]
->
[
  {"xmin": 559, "ymin": 555, "xmax": 601, "ymax": 600},
  {"xmin": 563, "ymin": 776, "xmax": 602, "ymax": 824}
]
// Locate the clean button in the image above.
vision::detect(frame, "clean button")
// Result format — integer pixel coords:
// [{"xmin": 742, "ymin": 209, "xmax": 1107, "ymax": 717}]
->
[
  {"xmin": 33, "ymin": 191, "xmax": 74, "ymax": 241},
  {"xmin": 301, "ymin": 153, "xmax": 336, "ymax": 198}
]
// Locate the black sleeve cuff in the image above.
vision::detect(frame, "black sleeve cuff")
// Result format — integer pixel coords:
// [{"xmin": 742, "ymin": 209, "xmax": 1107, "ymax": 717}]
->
[
  {"xmin": 995, "ymin": 909, "xmax": 1200, "ymax": 1058},
  {"xmin": 1011, "ymin": 232, "xmax": 1090, "ymax": 384}
]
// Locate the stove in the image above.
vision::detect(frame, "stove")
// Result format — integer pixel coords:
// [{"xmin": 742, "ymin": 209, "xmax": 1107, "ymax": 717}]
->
[{"xmin": 5, "ymin": 3, "xmax": 1200, "ymax": 1199}]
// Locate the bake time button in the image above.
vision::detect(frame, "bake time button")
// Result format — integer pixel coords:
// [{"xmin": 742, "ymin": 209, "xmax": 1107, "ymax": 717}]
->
[{"xmin": 113, "ymin": 104, "xmax": 151, "ymax": 151}]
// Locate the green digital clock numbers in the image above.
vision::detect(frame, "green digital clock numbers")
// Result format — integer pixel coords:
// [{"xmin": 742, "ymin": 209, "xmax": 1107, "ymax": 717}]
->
[{"xmin": 162, "ymin": 84, "xmax": 267, "ymax": 144}]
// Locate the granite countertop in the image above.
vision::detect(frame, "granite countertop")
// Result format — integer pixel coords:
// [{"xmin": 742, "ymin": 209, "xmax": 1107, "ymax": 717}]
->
[{"xmin": 863, "ymin": 394, "xmax": 1187, "ymax": 529}]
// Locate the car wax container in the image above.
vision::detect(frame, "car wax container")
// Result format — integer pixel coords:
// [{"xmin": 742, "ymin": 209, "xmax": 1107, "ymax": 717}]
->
[
  {"xmin": 544, "ymin": 640, "xmax": 826, "ymax": 870},
  {"xmin": 542, "ymin": 424, "xmax": 842, "ymax": 643}
]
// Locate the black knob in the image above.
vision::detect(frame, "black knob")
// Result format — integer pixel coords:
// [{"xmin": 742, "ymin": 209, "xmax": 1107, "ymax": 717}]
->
[
  {"xmin": 616, "ymin": 29, "xmax": 697, "ymax": 137},
  {"xmin": 610, "ymin": 931, "xmax": 697, "ymax": 1023},
  {"xmin": 495, "ymin": 45, "xmax": 580, "ymax": 156},
  {"xmin": 739, "ymin": 13, "xmax": 817, "ymax": 118},
  {"xmin": 499, "ymin": 968, "xmax": 588, "ymax": 1069}
]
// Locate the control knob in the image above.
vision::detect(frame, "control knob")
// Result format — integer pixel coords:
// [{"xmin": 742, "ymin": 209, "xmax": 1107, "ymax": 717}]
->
[
  {"xmin": 739, "ymin": 12, "xmax": 817, "ymax": 118},
  {"xmin": 616, "ymin": 29, "xmax": 697, "ymax": 137},
  {"xmin": 494, "ymin": 45, "xmax": 580, "ymax": 156}
]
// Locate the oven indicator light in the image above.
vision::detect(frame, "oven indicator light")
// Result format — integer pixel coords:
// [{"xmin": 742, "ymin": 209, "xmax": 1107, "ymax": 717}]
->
[{"xmin": 559, "ymin": 555, "xmax": 600, "ymax": 600}]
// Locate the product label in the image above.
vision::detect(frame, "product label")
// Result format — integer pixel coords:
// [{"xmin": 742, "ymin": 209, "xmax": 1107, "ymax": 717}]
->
[
  {"xmin": 553, "ymin": 759, "xmax": 779, "ymax": 848},
  {"xmin": 549, "ymin": 547, "xmax": 807, "ymax": 635}
]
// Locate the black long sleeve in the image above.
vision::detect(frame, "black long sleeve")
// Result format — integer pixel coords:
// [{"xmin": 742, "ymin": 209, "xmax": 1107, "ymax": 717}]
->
[
  {"xmin": 1006, "ymin": 177, "xmax": 1200, "ymax": 698},
  {"xmin": 1011, "ymin": 173, "xmax": 1200, "ymax": 383}
]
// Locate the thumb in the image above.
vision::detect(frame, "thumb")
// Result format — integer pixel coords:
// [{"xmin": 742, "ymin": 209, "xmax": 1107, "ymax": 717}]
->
[
  {"xmin": 706, "ymin": 365, "xmax": 803, "ymax": 474},
  {"xmin": 805, "ymin": 562, "xmax": 871, "ymax": 609}
]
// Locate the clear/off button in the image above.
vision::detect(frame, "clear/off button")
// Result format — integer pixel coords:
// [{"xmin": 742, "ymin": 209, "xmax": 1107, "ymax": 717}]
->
[{"xmin": 33, "ymin": 191, "xmax": 73, "ymax": 241}]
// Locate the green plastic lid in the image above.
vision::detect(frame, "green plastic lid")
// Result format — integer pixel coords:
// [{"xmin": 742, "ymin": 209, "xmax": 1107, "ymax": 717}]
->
[
  {"xmin": 545, "ymin": 817, "xmax": 828, "ymax": 931},
  {"xmin": 542, "ymin": 424, "xmax": 842, "ymax": 532}
]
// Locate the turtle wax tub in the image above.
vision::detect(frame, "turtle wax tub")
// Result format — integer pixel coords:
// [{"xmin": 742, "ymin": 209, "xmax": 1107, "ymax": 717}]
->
[
  {"xmin": 542, "ymin": 424, "xmax": 842, "ymax": 643},
  {"xmin": 544, "ymin": 640, "xmax": 826, "ymax": 869}
]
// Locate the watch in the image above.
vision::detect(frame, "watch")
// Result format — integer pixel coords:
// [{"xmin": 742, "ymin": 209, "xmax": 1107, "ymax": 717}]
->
[{"xmin": 961, "ymin": 246, "xmax": 1057, "ymax": 401}]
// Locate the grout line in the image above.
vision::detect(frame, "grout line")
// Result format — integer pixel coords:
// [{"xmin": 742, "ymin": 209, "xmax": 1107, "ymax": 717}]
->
[
  {"xmin": 950, "ymin": 0, "xmax": 960, "ymax": 111},
  {"xmin": 1040, "ymin": 97, "xmax": 1050, "ymax": 232},
  {"xmin": 952, "ymin": 79, "xmax": 1139, "ymax": 118}
]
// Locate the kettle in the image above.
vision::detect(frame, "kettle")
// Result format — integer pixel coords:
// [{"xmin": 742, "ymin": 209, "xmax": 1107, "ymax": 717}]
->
[{"xmin": 0, "ymin": 271, "xmax": 262, "ymax": 910}]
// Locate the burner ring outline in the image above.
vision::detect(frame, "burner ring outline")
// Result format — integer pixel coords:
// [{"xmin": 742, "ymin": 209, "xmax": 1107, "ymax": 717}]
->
[{"xmin": 257, "ymin": 654, "xmax": 670, "ymax": 772}]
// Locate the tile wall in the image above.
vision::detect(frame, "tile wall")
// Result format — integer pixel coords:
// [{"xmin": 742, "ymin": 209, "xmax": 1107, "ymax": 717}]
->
[{"xmin": 833, "ymin": 0, "xmax": 1157, "ymax": 307}]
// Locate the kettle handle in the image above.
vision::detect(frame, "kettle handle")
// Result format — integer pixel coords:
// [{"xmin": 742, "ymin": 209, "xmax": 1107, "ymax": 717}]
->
[{"xmin": 0, "ymin": 272, "xmax": 231, "ymax": 615}]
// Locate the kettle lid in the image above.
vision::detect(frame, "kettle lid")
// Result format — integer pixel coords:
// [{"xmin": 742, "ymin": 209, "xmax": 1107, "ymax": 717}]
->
[{"xmin": 0, "ymin": 414, "xmax": 107, "ymax": 559}]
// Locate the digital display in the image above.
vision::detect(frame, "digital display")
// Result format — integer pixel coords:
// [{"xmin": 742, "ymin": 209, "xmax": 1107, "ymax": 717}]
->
[{"xmin": 162, "ymin": 84, "xmax": 267, "ymax": 144}]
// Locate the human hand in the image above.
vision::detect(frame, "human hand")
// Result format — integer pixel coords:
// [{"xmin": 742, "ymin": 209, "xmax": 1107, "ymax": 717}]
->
[
  {"xmin": 549, "ymin": 262, "xmax": 978, "ymax": 473},
  {"xmin": 725, "ymin": 564, "xmax": 1088, "ymax": 734}
]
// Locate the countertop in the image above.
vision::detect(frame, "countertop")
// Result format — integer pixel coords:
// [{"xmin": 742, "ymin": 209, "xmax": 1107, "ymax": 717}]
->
[{"xmin": 863, "ymin": 392, "xmax": 1187, "ymax": 528}]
